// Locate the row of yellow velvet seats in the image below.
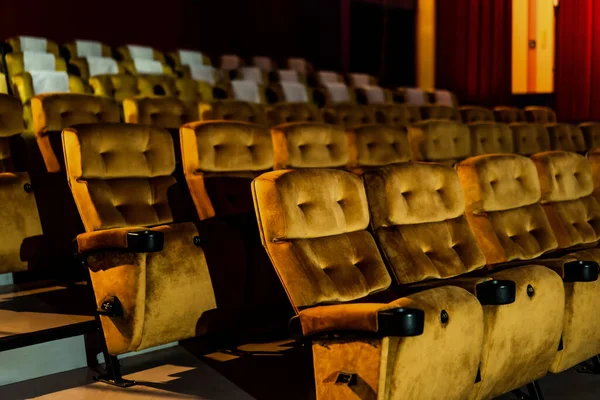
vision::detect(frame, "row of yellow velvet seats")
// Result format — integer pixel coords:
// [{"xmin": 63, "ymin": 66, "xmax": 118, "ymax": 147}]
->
[
  {"xmin": 252, "ymin": 148, "xmax": 600, "ymax": 399},
  {"xmin": 3, "ymin": 90, "xmax": 600, "ymax": 397}
]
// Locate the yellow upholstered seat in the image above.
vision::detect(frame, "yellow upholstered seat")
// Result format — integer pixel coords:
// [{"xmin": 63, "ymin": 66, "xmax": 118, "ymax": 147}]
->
[
  {"xmin": 396, "ymin": 87, "xmax": 428, "ymax": 106},
  {"xmin": 468, "ymin": 122, "xmax": 514, "ymax": 156},
  {"xmin": 409, "ymin": 120, "xmax": 471, "ymax": 163},
  {"xmin": 493, "ymin": 106, "xmax": 526, "ymax": 123},
  {"xmin": 167, "ymin": 49, "xmax": 212, "ymax": 78},
  {"xmin": 322, "ymin": 103, "xmax": 375, "ymax": 128},
  {"xmin": 271, "ymin": 123, "xmax": 349, "ymax": 170},
  {"xmin": 220, "ymin": 54, "xmax": 244, "ymax": 71},
  {"xmin": 430, "ymin": 89, "xmax": 459, "ymax": 107},
  {"xmin": 458, "ymin": 152, "xmax": 600, "ymax": 375},
  {"xmin": 372, "ymin": 103, "xmax": 421, "ymax": 126},
  {"xmin": 199, "ymin": 100, "xmax": 267, "ymax": 125},
  {"xmin": 68, "ymin": 57, "xmax": 123, "ymax": 81},
  {"xmin": 120, "ymin": 60, "xmax": 173, "ymax": 76},
  {"xmin": 420, "ymin": 104, "xmax": 462, "ymax": 121},
  {"xmin": 459, "ymin": 106, "xmax": 495, "ymax": 123},
  {"xmin": 62, "ymin": 40, "xmax": 112, "ymax": 60},
  {"xmin": 252, "ymin": 56, "xmax": 276, "ymax": 71},
  {"xmin": 509, "ymin": 123, "xmax": 551, "ymax": 156},
  {"xmin": 115, "ymin": 45, "xmax": 166, "ymax": 64},
  {"xmin": 266, "ymin": 82, "xmax": 312, "ymax": 104},
  {"xmin": 63, "ymin": 122, "xmax": 217, "ymax": 355},
  {"xmin": 579, "ymin": 122, "xmax": 600, "ymax": 151},
  {"xmin": 6, "ymin": 36, "xmax": 59, "ymax": 56},
  {"xmin": 364, "ymin": 163, "xmax": 565, "ymax": 399},
  {"xmin": 546, "ymin": 123, "xmax": 587, "ymax": 153},
  {"xmin": 525, "ymin": 106, "xmax": 558, "ymax": 124},
  {"xmin": 347, "ymin": 124, "xmax": 411, "ymax": 171},
  {"xmin": 287, "ymin": 57, "xmax": 314, "ymax": 75},
  {"xmin": 347, "ymin": 73, "xmax": 378, "ymax": 87},
  {"xmin": 89, "ymin": 74, "xmax": 139, "ymax": 103},
  {"xmin": 252, "ymin": 167, "xmax": 485, "ymax": 399},
  {"xmin": 266, "ymin": 103, "xmax": 322, "ymax": 126}
]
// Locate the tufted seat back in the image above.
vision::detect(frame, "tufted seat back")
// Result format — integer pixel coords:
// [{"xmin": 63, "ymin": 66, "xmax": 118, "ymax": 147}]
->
[
  {"xmin": 372, "ymin": 103, "xmax": 421, "ymax": 126},
  {"xmin": 89, "ymin": 74, "xmax": 138, "ymax": 103},
  {"xmin": 469, "ymin": 122, "xmax": 514, "ymax": 156},
  {"xmin": 525, "ymin": 106, "xmax": 557, "ymax": 124},
  {"xmin": 63, "ymin": 123, "xmax": 177, "ymax": 232},
  {"xmin": 364, "ymin": 163, "xmax": 486, "ymax": 283},
  {"xmin": 545, "ymin": 123, "xmax": 587, "ymax": 153},
  {"xmin": 456, "ymin": 154, "xmax": 558, "ymax": 265},
  {"xmin": 587, "ymin": 148, "xmax": 600, "ymax": 202},
  {"xmin": 124, "ymin": 96, "xmax": 198, "ymax": 128},
  {"xmin": 32, "ymin": 93, "xmax": 120, "ymax": 173},
  {"xmin": 0, "ymin": 95, "xmax": 26, "ymax": 173},
  {"xmin": 6, "ymin": 36, "xmax": 59, "ymax": 56},
  {"xmin": 115, "ymin": 45, "xmax": 166, "ymax": 64},
  {"xmin": 272, "ymin": 123, "xmax": 349, "ymax": 170},
  {"xmin": 459, "ymin": 106, "xmax": 494, "ymax": 123},
  {"xmin": 266, "ymin": 102, "xmax": 322, "ymax": 126},
  {"xmin": 509, "ymin": 123, "xmax": 551, "ymax": 156},
  {"xmin": 199, "ymin": 100, "xmax": 267, "ymax": 125},
  {"xmin": 531, "ymin": 151, "xmax": 600, "ymax": 249},
  {"xmin": 409, "ymin": 120, "xmax": 471, "ymax": 164},
  {"xmin": 493, "ymin": 106, "xmax": 526, "ymax": 123},
  {"xmin": 252, "ymin": 168, "xmax": 392, "ymax": 309},
  {"xmin": 62, "ymin": 40, "xmax": 112, "ymax": 59},
  {"xmin": 136, "ymin": 74, "xmax": 177, "ymax": 97},
  {"xmin": 181, "ymin": 121, "xmax": 273, "ymax": 219},
  {"xmin": 322, "ymin": 104, "xmax": 376, "ymax": 128},
  {"xmin": 420, "ymin": 105, "xmax": 462, "ymax": 122},
  {"xmin": 347, "ymin": 124, "xmax": 411, "ymax": 168},
  {"xmin": 579, "ymin": 122, "xmax": 600, "ymax": 151}
]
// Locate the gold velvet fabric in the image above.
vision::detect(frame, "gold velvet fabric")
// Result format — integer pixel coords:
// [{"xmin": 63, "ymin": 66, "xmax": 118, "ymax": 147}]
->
[
  {"xmin": 266, "ymin": 103, "xmax": 322, "ymax": 126},
  {"xmin": 510, "ymin": 123, "xmax": 551, "ymax": 156},
  {"xmin": 89, "ymin": 74, "xmax": 138, "ymax": 103},
  {"xmin": 546, "ymin": 123, "xmax": 587, "ymax": 153},
  {"xmin": 322, "ymin": 104, "xmax": 376, "ymax": 128},
  {"xmin": 252, "ymin": 169, "xmax": 391, "ymax": 308},
  {"xmin": 364, "ymin": 163, "xmax": 485, "ymax": 283},
  {"xmin": 525, "ymin": 106, "xmax": 558, "ymax": 124},
  {"xmin": 579, "ymin": 122, "xmax": 600, "ymax": 150},
  {"xmin": 181, "ymin": 121, "xmax": 273, "ymax": 219},
  {"xmin": 6, "ymin": 37, "xmax": 59, "ymax": 56},
  {"xmin": 62, "ymin": 123, "xmax": 176, "ymax": 231},
  {"xmin": 62, "ymin": 42, "xmax": 112, "ymax": 59},
  {"xmin": 0, "ymin": 94, "xmax": 25, "ymax": 138},
  {"xmin": 68, "ymin": 58, "xmax": 124, "ymax": 81},
  {"xmin": 469, "ymin": 122, "xmax": 514, "ymax": 156},
  {"xmin": 87, "ymin": 222, "xmax": 217, "ymax": 355},
  {"xmin": 199, "ymin": 100, "xmax": 267, "ymax": 125},
  {"xmin": 123, "ymin": 97, "xmax": 198, "ymax": 128},
  {"xmin": 175, "ymin": 78, "xmax": 213, "ymax": 103},
  {"xmin": 456, "ymin": 154, "xmax": 558, "ymax": 264},
  {"xmin": 312, "ymin": 286, "xmax": 484, "ymax": 400},
  {"xmin": 531, "ymin": 151, "xmax": 600, "ymax": 248},
  {"xmin": 271, "ymin": 122, "xmax": 349, "ymax": 169},
  {"xmin": 588, "ymin": 147, "xmax": 600, "ymax": 202},
  {"xmin": 5, "ymin": 53, "xmax": 67, "ymax": 82},
  {"xmin": 409, "ymin": 120, "xmax": 471, "ymax": 163},
  {"xmin": 31, "ymin": 94, "xmax": 120, "ymax": 173},
  {"xmin": 493, "ymin": 106, "xmax": 526, "ymax": 123},
  {"xmin": 372, "ymin": 103, "xmax": 421, "ymax": 126},
  {"xmin": 347, "ymin": 124, "xmax": 411, "ymax": 168},
  {"xmin": 420, "ymin": 105, "xmax": 462, "ymax": 122},
  {"xmin": 459, "ymin": 106, "xmax": 495, "ymax": 123},
  {"xmin": 115, "ymin": 46, "xmax": 166, "ymax": 64},
  {"xmin": 136, "ymin": 74, "xmax": 176, "ymax": 97}
]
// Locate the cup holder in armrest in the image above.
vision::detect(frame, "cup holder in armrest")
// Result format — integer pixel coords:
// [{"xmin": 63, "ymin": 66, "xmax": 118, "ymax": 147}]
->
[
  {"xmin": 476, "ymin": 280, "xmax": 516, "ymax": 305},
  {"xmin": 563, "ymin": 260, "xmax": 599, "ymax": 282},
  {"xmin": 126, "ymin": 230, "xmax": 164, "ymax": 253}
]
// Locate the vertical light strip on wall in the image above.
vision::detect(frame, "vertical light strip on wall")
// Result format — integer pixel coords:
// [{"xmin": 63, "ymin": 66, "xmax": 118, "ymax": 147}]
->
[
  {"xmin": 416, "ymin": 0, "xmax": 435, "ymax": 89},
  {"xmin": 527, "ymin": 0, "xmax": 537, "ymax": 92}
]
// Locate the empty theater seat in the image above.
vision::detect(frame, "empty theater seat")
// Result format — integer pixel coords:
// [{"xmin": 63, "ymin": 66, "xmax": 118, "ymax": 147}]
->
[
  {"xmin": 121, "ymin": 59, "xmax": 173, "ymax": 76},
  {"xmin": 346, "ymin": 124, "xmax": 411, "ymax": 172},
  {"xmin": 89, "ymin": 74, "xmax": 139, "ymax": 102},
  {"xmin": 115, "ymin": 44, "xmax": 166, "ymax": 63},
  {"xmin": 420, "ymin": 104, "xmax": 462, "ymax": 121},
  {"xmin": 175, "ymin": 77, "xmax": 214, "ymax": 104},
  {"xmin": 224, "ymin": 80, "xmax": 266, "ymax": 104},
  {"xmin": 347, "ymin": 73, "xmax": 377, "ymax": 87},
  {"xmin": 275, "ymin": 69, "xmax": 307, "ymax": 85},
  {"xmin": 459, "ymin": 106, "xmax": 495, "ymax": 123},
  {"xmin": 354, "ymin": 85, "xmax": 391, "ymax": 105},
  {"xmin": 372, "ymin": 103, "xmax": 421, "ymax": 126},
  {"xmin": 61, "ymin": 39, "xmax": 113, "ymax": 60},
  {"xmin": 546, "ymin": 123, "xmax": 587, "ymax": 153},
  {"xmin": 6, "ymin": 36, "xmax": 59, "ymax": 55},
  {"xmin": 509, "ymin": 123, "xmax": 551, "ymax": 156},
  {"xmin": 287, "ymin": 57, "xmax": 313, "ymax": 75},
  {"xmin": 271, "ymin": 123, "xmax": 348, "ymax": 170},
  {"xmin": 396, "ymin": 87, "xmax": 428, "ymax": 106},
  {"xmin": 363, "ymin": 163, "xmax": 564, "ymax": 399},
  {"xmin": 322, "ymin": 103, "xmax": 375, "ymax": 128},
  {"xmin": 62, "ymin": 122, "xmax": 218, "ymax": 357},
  {"xmin": 430, "ymin": 89, "xmax": 459, "ymax": 107},
  {"xmin": 69, "ymin": 56, "xmax": 122, "ymax": 81},
  {"xmin": 579, "ymin": 122, "xmax": 600, "ymax": 150},
  {"xmin": 167, "ymin": 49, "xmax": 212, "ymax": 78},
  {"xmin": 525, "ymin": 106, "xmax": 558, "ymax": 124},
  {"xmin": 0, "ymin": 94, "xmax": 44, "ymax": 273},
  {"xmin": 587, "ymin": 147, "xmax": 600, "ymax": 202},
  {"xmin": 458, "ymin": 152, "xmax": 600, "ymax": 376},
  {"xmin": 199, "ymin": 100, "xmax": 266, "ymax": 125},
  {"xmin": 408, "ymin": 120, "xmax": 471, "ymax": 163},
  {"xmin": 468, "ymin": 121, "xmax": 514, "ymax": 156},
  {"xmin": 494, "ymin": 106, "xmax": 527, "ymax": 123},
  {"xmin": 252, "ymin": 167, "xmax": 485, "ymax": 399},
  {"xmin": 266, "ymin": 103, "xmax": 322, "ymax": 126},
  {"xmin": 320, "ymin": 82, "xmax": 354, "ymax": 106},
  {"xmin": 266, "ymin": 82, "xmax": 311, "ymax": 104},
  {"xmin": 221, "ymin": 54, "xmax": 244, "ymax": 71},
  {"xmin": 252, "ymin": 56, "xmax": 275, "ymax": 71}
]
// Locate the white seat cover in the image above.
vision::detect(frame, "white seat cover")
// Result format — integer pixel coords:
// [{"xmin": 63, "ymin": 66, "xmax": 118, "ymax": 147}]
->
[
  {"xmin": 288, "ymin": 58, "xmax": 307, "ymax": 74},
  {"xmin": 253, "ymin": 56, "xmax": 272, "ymax": 70},
  {"xmin": 318, "ymin": 71, "xmax": 340, "ymax": 85},
  {"xmin": 363, "ymin": 85, "xmax": 386, "ymax": 104},
  {"xmin": 30, "ymin": 71, "xmax": 70, "ymax": 95},
  {"xmin": 86, "ymin": 57, "xmax": 119, "ymax": 76},
  {"xmin": 325, "ymin": 83, "xmax": 351, "ymax": 103},
  {"xmin": 240, "ymin": 67, "xmax": 263, "ymax": 84},
  {"xmin": 23, "ymin": 52, "xmax": 56, "ymax": 72},
  {"xmin": 278, "ymin": 69, "xmax": 299, "ymax": 83},
  {"xmin": 435, "ymin": 90, "xmax": 454, "ymax": 107},
  {"xmin": 350, "ymin": 73, "xmax": 371, "ymax": 87},
  {"xmin": 190, "ymin": 65, "xmax": 216, "ymax": 85},
  {"xmin": 133, "ymin": 59, "xmax": 164, "ymax": 74},
  {"xmin": 231, "ymin": 80, "xmax": 261, "ymax": 103},
  {"xmin": 19, "ymin": 36, "xmax": 47, "ymax": 53},
  {"xmin": 76, "ymin": 40, "xmax": 102, "ymax": 57},
  {"xmin": 179, "ymin": 50, "xmax": 205, "ymax": 66},
  {"xmin": 221, "ymin": 55, "xmax": 241, "ymax": 71},
  {"xmin": 405, "ymin": 88, "xmax": 427, "ymax": 106},
  {"xmin": 281, "ymin": 82, "xmax": 309, "ymax": 103},
  {"xmin": 127, "ymin": 45, "xmax": 154, "ymax": 60}
]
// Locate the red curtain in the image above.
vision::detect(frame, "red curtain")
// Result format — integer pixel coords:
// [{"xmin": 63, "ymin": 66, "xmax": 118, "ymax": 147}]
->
[
  {"xmin": 436, "ymin": 0, "xmax": 512, "ymax": 106},
  {"xmin": 555, "ymin": 1, "xmax": 600, "ymax": 122}
]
